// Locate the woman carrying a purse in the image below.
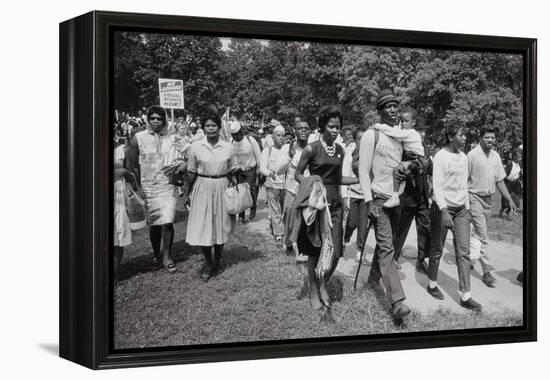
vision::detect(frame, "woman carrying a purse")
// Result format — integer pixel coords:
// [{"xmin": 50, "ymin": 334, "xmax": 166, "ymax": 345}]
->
[
  {"xmin": 185, "ymin": 112, "xmax": 235, "ymax": 281},
  {"xmin": 127, "ymin": 105, "xmax": 178, "ymax": 273},
  {"xmin": 295, "ymin": 106, "xmax": 359, "ymax": 312}
]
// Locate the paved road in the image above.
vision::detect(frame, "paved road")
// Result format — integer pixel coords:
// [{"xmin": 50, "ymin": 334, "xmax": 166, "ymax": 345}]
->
[{"xmin": 250, "ymin": 187, "xmax": 523, "ymax": 315}]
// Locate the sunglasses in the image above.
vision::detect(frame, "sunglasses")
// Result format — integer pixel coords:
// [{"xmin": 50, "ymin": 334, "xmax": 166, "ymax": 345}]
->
[{"xmin": 149, "ymin": 116, "xmax": 164, "ymax": 121}]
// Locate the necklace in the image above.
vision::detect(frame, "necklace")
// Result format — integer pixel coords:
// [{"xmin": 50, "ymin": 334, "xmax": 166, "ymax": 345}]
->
[{"xmin": 321, "ymin": 137, "xmax": 336, "ymax": 157}]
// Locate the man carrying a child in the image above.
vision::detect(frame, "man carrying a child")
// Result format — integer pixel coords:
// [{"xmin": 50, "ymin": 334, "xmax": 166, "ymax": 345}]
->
[{"xmin": 373, "ymin": 109, "xmax": 433, "ymax": 273}]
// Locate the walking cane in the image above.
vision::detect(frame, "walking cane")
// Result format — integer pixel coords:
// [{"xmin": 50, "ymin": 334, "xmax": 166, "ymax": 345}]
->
[{"xmin": 353, "ymin": 217, "xmax": 373, "ymax": 291}]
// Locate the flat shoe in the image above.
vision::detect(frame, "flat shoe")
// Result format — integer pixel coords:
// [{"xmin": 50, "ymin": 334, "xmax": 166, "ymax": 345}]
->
[{"xmin": 165, "ymin": 262, "xmax": 177, "ymax": 273}]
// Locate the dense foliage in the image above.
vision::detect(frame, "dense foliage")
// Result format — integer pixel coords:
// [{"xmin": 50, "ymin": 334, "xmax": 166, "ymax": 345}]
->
[{"xmin": 114, "ymin": 32, "xmax": 523, "ymax": 156}]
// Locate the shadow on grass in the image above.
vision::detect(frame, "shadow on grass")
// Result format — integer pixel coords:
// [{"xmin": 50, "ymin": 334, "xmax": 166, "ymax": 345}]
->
[
  {"xmin": 496, "ymin": 268, "xmax": 523, "ymax": 286},
  {"xmin": 327, "ymin": 276, "xmax": 345, "ymax": 303},
  {"xmin": 118, "ymin": 239, "xmax": 199, "ymax": 282},
  {"xmin": 219, "ymin": 230, "xmax": 272, "ymax": 270}
]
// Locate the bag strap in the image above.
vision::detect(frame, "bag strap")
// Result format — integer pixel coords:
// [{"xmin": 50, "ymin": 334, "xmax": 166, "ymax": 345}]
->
[{"xmin": 370, "ymin": 129, "xmax": 380, "ymax": 181}]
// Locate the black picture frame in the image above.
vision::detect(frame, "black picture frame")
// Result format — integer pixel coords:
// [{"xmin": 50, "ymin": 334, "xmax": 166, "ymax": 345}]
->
[{"xmin": 59, "ymin": 10, "xmax": 537, "ymax": 369}]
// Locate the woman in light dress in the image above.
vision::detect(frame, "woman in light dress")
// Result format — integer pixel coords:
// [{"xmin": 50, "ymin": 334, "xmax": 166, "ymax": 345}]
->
[
  {"xmin": 186, "ymin": 112, "xmax": 235, "ymax": 281},
  {"xmin": 113, "ymin": 136, "xmax": 133, "ymax": 282},
  {"xmin": 128, "ymin": 105, "xmax": 178, "ymax": 273}
]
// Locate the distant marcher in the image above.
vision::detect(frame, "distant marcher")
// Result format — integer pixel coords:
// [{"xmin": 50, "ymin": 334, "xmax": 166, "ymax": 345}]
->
[
  {"xmin": 343, "ymin": 129, "xmax": 370, "ymax": 263},
  {"xmin": 430, "ymin": 125, "xmax": 481, "ymax": 311},
  {"xmin": 128, "ymin": 106, "xmax": 178, "ymax": 273},
  {"xmin": 340, "ymin": 125, "xmax": 357, "ymax": 202},
  {"xmin": 500, "ymin": 149, "xmax": 523, "ymax": 217},
  {"xmin": 113, "ymin": 138, "xmax": 133, "ymax": 282},
  {"xmin": 281, "ymin": 120, "xmax": 310, "ymax": 260},
  {"xmin": 186, "ymin": 113, "xmax": 235, "ymax": 281},
  {"xmin": 293, "ymin": 106, "xmax": 359, "ymax": 311},
  {"xmin": 468, "ymin": 125, "xmax": 517, "ymax": 287},
  {"xmin": 358, "ymin": 89, "xmax": 410, "ymax": 321},
  {"xmin": 189, "ymin": 119, "xmax": 205, "ymax": 142},
  {"xmin": 260, "ymin": 124, "xmax": 288, "ymax": 248},
  {"xmin": 389, "ymin": 111, "xmax": 432, "ymax": 274},
  {"xmin": 261, "ymin": 119, "xmax": 278, "ymax": 149},
  {"xmin": 229, "ymin": 120, "xmax": 262, "ymax": 222}
]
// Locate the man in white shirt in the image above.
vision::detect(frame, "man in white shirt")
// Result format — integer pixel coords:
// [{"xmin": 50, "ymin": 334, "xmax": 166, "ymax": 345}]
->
[
  {"xmin": 281, "ymin": 120, "xmax": 310, "ymax": 259},
  {"xmin": 229, "ymin": 121, "xmax": 262, "ymax": 222},
  {"xmin": 260, "ymin": 125, "xmax": 288, "ymax": 249},
  {"xmin": 358, "ymin": 89, "xmax": 410, "ymax": 322},
  {"xmin": 468, "ymin": 125, "xmax": 517, "ymax": 287}
]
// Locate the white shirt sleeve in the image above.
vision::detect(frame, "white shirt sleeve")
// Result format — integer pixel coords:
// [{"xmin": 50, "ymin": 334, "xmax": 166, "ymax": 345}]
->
[
  {"xmin": 358, "ymin": 130, "xmax": 375, "ymax": 203},
  {"xmin": 260, "ymin": 148, "xmax": 270, "ymax": 177},
  {"xmin": 432, "ymin": 150, "xmax": 448, "ymax": 210}
]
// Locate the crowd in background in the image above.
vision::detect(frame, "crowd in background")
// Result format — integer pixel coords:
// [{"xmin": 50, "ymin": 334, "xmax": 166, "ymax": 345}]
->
[{"xmin": 112, "ymin": 88, "xmax": 524, "ymax": 323}]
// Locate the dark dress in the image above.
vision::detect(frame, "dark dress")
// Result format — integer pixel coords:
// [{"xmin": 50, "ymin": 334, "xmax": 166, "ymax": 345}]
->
[{"xmin": 298, "ymin": 140, "xmax": 345, "ymax": 257}]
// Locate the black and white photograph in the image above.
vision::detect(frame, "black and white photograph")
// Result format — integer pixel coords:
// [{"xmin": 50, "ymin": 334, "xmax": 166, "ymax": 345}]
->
[{"xmin": 112, "ymin": 30, "xmax": 526, "ymax": 349}]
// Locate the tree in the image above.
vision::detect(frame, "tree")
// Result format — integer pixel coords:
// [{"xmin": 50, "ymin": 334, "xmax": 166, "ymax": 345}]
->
[{"xmin": 114, "ymin": 32, "xmax": 224, "ymax": 117}]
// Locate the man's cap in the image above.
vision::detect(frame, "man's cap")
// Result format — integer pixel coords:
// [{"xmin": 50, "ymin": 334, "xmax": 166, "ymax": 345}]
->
[
  {"xmin": 229, "ymin": 121, "xmax": 242, "ymax": 134},
  {"xmin": 376, "ymin": 89, "xmax": 399, "ymax": 109},
  {"xmin": 269, "ymin": 119, "xmax": 282, "ymax": 128},
  {"xmin": 273, "ymin": 125, "xmax": 285, "ymax": 134}
]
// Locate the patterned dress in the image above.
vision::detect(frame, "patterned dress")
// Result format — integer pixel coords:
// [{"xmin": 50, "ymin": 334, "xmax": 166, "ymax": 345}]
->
[
  {"xmin": 114, "ymin": 145, "xmax": 132, "ymax": 246},
  {"xmin": 135, "ymin": 129, "xmax": 177, "ymax": 225},
  {"xmin": 186, "ymin": 138, "xmax": 234, "ymax": 246}
]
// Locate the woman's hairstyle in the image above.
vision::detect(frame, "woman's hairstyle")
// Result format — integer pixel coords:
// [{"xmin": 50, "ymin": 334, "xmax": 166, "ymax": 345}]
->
[
  {"xmin": 146, "ymin": 105, "xmax": 167, "ymax": 126},
  {"xmin": 317, "ymin": 105, "xmax": 343, "ymax": 132},
  {"xmin": 444, "ymin": 124, "xmax": 464, "ymax": 144},
  {"xmin": 201, "ymin": 112, "xmax": 221, "ymax": 129},
  {"xmin": 479, "ymin": 124, "xmax": 498, "ymax": 138}
]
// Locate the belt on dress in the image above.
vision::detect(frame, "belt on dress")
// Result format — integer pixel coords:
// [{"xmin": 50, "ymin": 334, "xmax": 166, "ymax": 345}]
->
[{"xmin": 197, "ymin": 173, "xmax": 227, "ymax": 179}]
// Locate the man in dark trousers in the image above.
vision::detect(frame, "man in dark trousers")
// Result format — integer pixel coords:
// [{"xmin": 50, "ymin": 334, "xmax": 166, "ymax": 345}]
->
[
  {"xmin": 392, "ymin": 111, "xmax": 432, "ymax": 273},
  {"xmin": 358, "ymin": 89, "xmax": 410, "ymax": 322}
]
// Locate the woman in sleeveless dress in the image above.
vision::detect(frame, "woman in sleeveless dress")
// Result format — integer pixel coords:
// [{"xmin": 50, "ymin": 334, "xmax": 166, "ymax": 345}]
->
[
  {"xmin": 128, "ymin": 105, "xmax": 178, "ymax": 273},
  {"xmin": 295, "ymin": 106, "xmax": 359, "ymax": 311}
]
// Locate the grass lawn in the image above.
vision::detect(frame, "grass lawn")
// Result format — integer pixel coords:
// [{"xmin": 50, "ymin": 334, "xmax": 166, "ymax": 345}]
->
[
  {"xmin": 114, "ymin": 199, "xmax": 522, "ymax": 349},
  {"xmin": 487, "ymin": 190, "xmax": 523, "ymax": 243}
]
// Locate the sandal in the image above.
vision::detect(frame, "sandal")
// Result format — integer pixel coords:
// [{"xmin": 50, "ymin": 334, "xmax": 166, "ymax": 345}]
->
[{"xmin": 164, "ymin": 262, "xmax": 177, "ymax": 273}]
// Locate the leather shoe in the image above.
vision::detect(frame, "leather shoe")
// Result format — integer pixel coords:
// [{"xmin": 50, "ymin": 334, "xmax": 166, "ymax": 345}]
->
[
  {"xmin": 460, "ymin": 297, "xmax": 482, "ymax": 312},
  {"xmin": 482, "ymin": 272, "xmax": 496, "ymax": 288},
  {"xmin": 416, "ymin": 260, "xmax": 428, "ymax": 274},
  {"xmin": 516, "ymin": 271, "xmax": 523, "ymax": 283},
  {"xmin": 391, "ymin": 300, "xmax": 411, "ymax": 321},
  {"xmin": 427, "ymin": 285, "xmax": 444, "ymax": 300}
]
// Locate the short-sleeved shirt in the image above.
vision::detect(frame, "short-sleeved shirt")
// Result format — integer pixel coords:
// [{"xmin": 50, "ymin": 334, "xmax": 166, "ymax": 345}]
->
[
  {"xmin": 467, "ymin": 145, "xmax": 506, "ymax": 196},
  {"xmin": 187, "ymin": 138, "xmax": 232, "ymax": 176},
  {"xmin": 230, "ymin": 136, "xmax": 260, "ymax": 170}
]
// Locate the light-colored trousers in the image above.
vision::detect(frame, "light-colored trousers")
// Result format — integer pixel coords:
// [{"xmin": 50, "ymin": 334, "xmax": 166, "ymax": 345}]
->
[
  {"xmin": 266, "ymin": 187, "xmax": 285, "ymax": 238},
  {"xmin": 469, "ymin": 192, "xmax": 494, "ymax": 273}
]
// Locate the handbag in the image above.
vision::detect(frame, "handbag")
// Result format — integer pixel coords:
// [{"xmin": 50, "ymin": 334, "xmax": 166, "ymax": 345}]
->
[
  {"xmin": 169, "ymin": 171, "xmax": 186, "ymax": 186},
  {"xmin": 315, "ymin": 193, "xmax": 336, "ymax": 281},
  {"xmin": 224, "ymin": 181, "xmax": 253, "ymax": 215},
  {"xmin": 127, "ymin": 187, "xmax": 147, "ymax": 230}
]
